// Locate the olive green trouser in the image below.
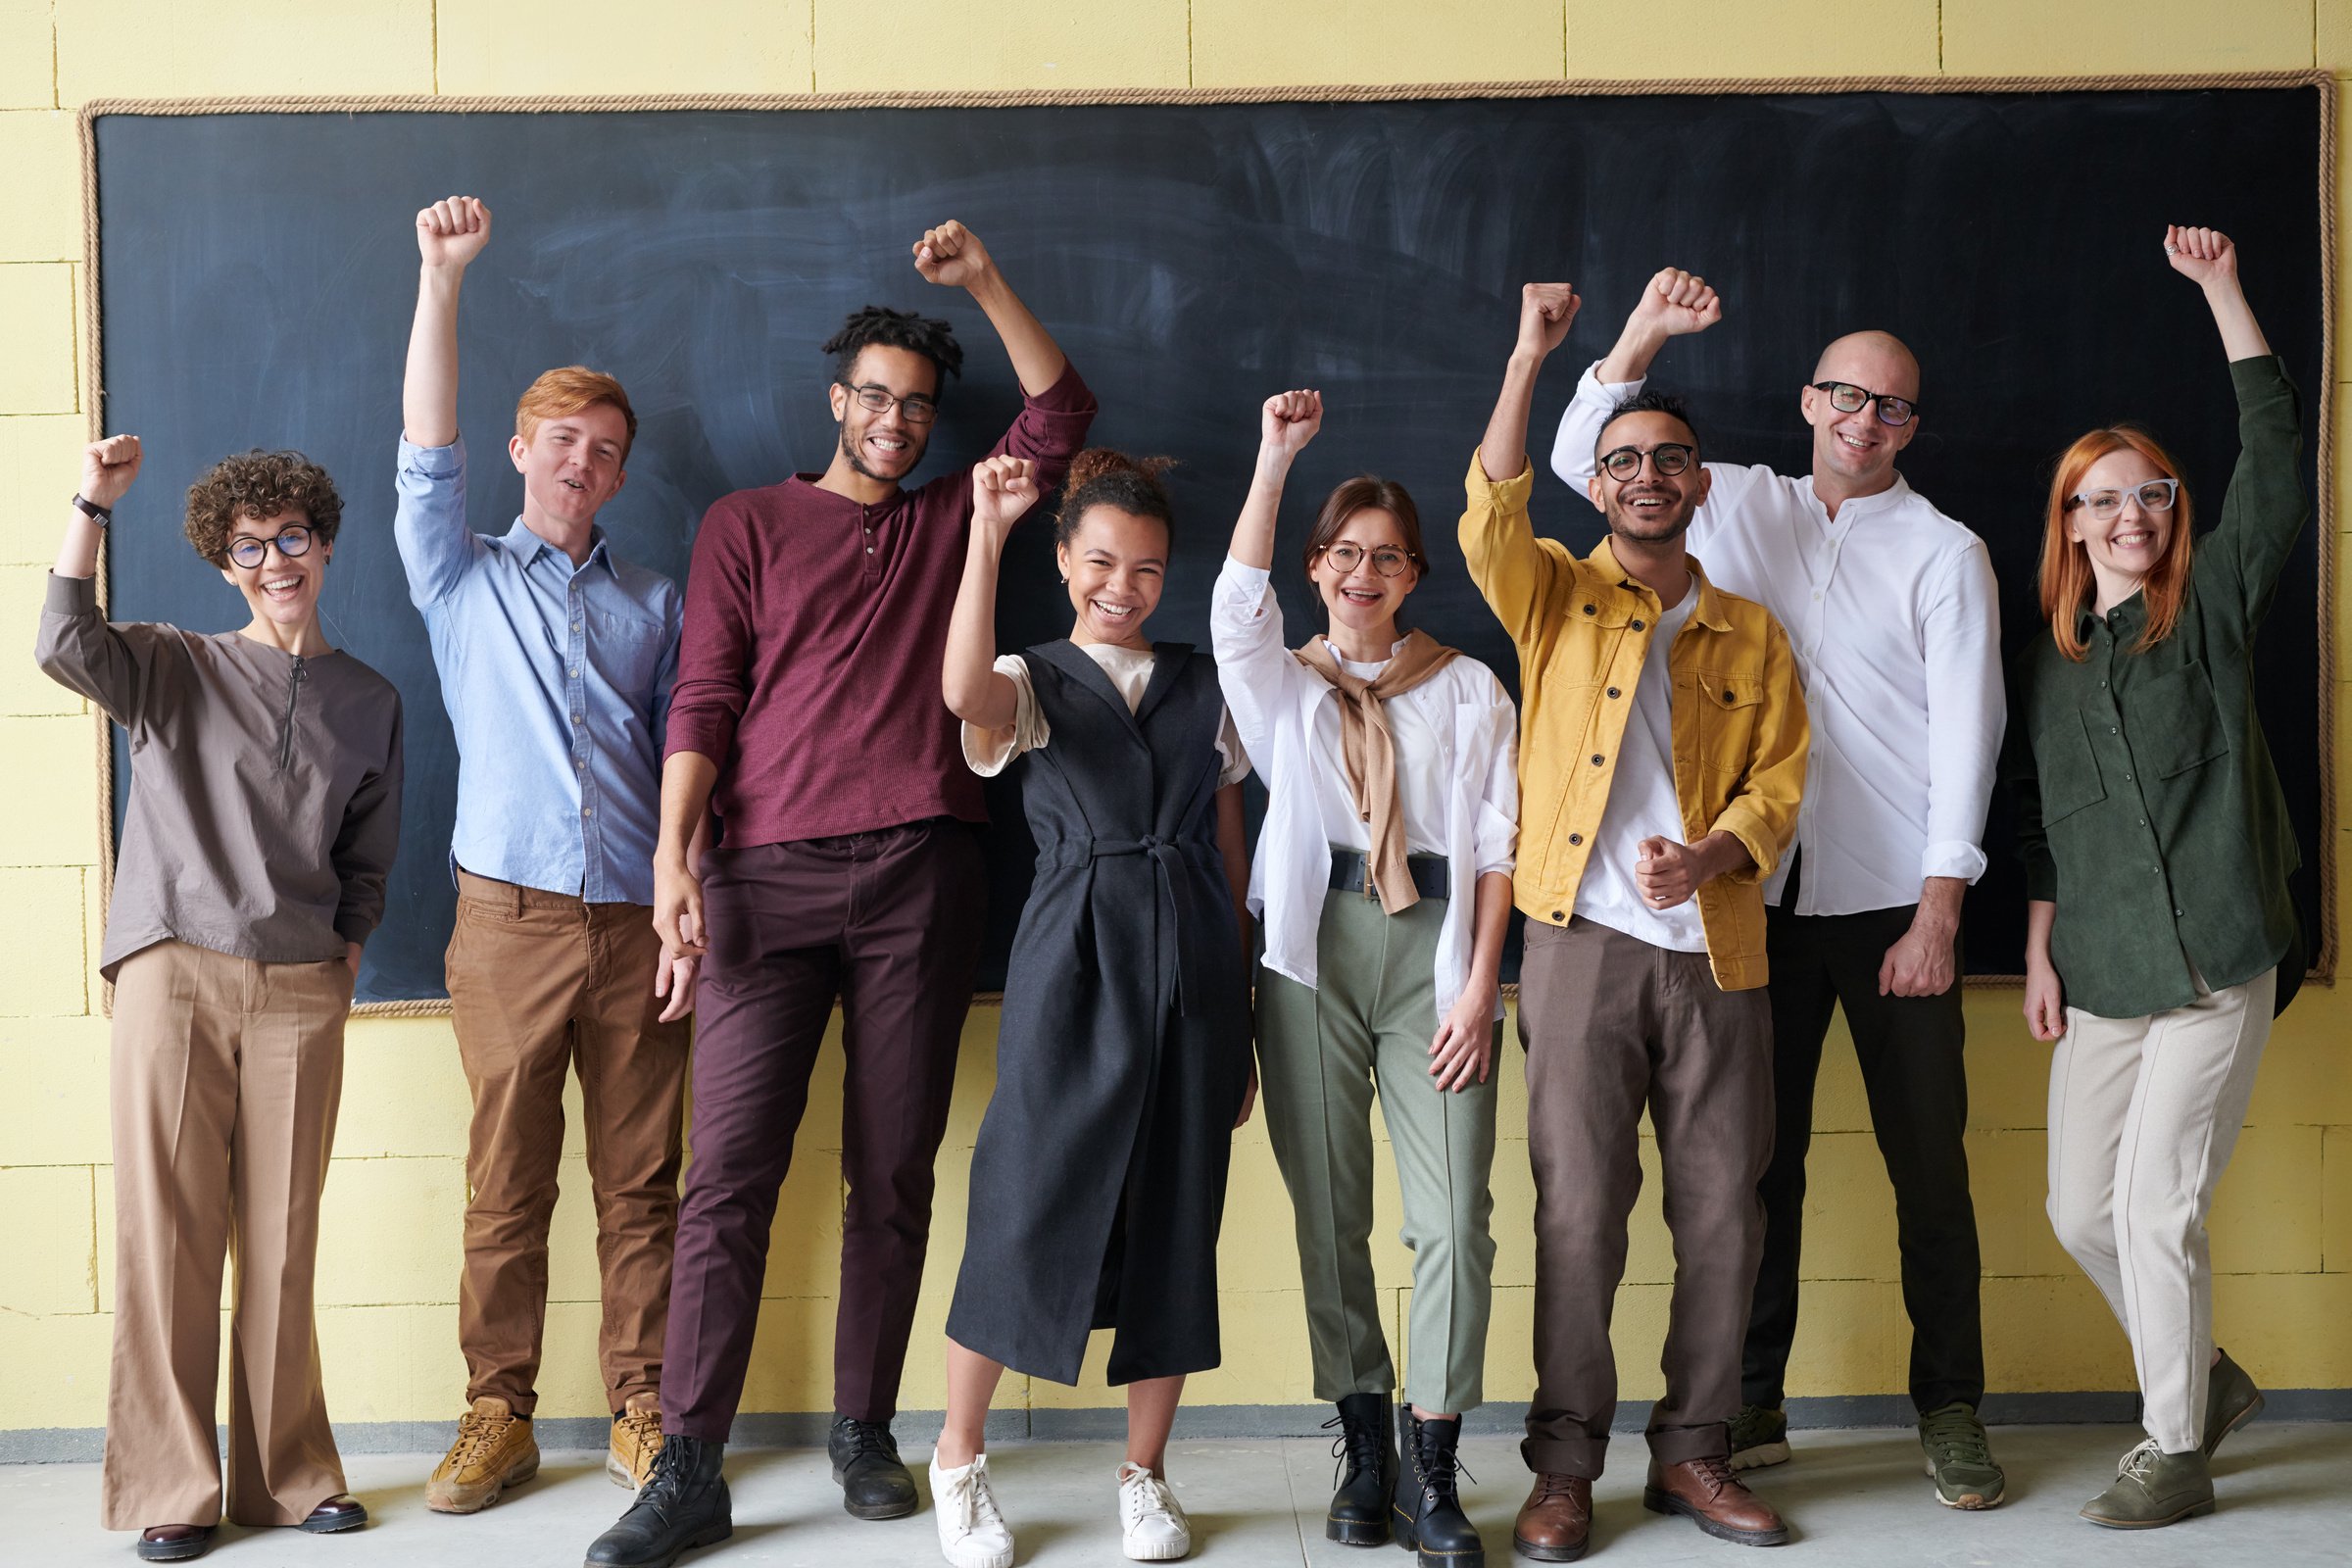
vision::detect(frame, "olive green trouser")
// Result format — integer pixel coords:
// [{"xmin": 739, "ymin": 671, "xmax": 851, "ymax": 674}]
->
[{"xmin": 1256, "ymin": 890, "xmax": 1498, "ymax": 1415}]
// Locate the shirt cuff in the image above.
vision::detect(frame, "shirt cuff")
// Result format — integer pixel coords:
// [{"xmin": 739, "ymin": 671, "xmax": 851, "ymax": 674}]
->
[
  {"xmin": 1463, "ymin": 449, "xmax": 1535, "ymax": 508},
  {"xmin": 1580, "ymin": 360, "xmax": 1645, "ymax": 403},
  {"xmin": 1025, "ymin": 358, "xmax": 1097, "ymax": 415},
  {"xmin": 397, "ymin": 434, "xmax": 465, "ymax": 478},
  {"xmin": 46, "ymin": 571, "xmax": 98, "ymax": 613},
  {"xmin": 1922, "ymin": 840, "xmax": 1990, "ymax": 885},
  {"xmin": 1215, "ymin": 555, "xmax": 1275, "ymax": 618}
]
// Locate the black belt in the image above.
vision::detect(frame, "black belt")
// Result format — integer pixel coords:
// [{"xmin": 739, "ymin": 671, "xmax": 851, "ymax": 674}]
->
[{"xmin": 1327, "ymin": 847, "xmax": 1450, "ymax": 903}]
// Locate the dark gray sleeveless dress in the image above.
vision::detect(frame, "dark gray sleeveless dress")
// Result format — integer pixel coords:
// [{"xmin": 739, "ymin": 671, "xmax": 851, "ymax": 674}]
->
[{"xmin": 946, "ymin": 640, "xmax": 1252, "ymax": 1385}]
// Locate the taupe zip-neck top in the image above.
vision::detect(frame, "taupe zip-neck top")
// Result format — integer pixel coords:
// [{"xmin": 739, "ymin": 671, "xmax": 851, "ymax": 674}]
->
[{"xmin": 35, "ymin": 572, "xmax": 404, "ymax": 980}]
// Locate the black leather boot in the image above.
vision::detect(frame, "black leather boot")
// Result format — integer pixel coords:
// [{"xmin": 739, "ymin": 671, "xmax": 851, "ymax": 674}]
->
[
  {"xmin": 827, "ymin": 1414, "xmax": 918, "ymax": 1520},
  {"xmin": 1393, "ymin": 1411, "xmax": 1484, "ymax": 1568},
  {"xmin": 1322, "ymin": 1392, "xmax": 1397, "ymax": 1544},
  {"xmin": 583, "ymin": 1435, "xmax": 732, "ymax": 1568}
]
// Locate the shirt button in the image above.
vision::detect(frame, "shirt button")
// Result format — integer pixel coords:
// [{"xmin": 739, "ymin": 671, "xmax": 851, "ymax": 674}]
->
[
  {"xmin": 2125, "ymin": 773, "xmax": 2133, "ymax": 782},
  {"xmin": 2151, "ymin": 865, "xmax": 2160, "ymax": 874},
  {"xmin": 1552, "ymin": 909, "xmax": 1566, "ymax": 921},
  {"xmin": 2109, "ymin": 726, "xmax": 2118, "ymax": 734},
  {"xmin": 570, "ymin": 666, "xmax": 582, "ymax": 678},
  {"xmin": 572, "ymin": 713, "xmax": 584, "ymax": 725},
  {"xmin": 1591, "ymin": 754, "xmax": 1605, "ymax": 765},
  {"xmin": 1813, "ymin": 590, "xmax": 1824, "ymax": 601},
  {"xmin": 583, "ymin": 807, "xmax": 594, "ymax": 818},
  {"xmin": 1606, "ymin": 687, "xmax": 1621, "ymax": 699},
  {"xmin": 1568, "ymin": 833, "xmax": 1583, "ymax": 846},
  {"xmin": 2138, "ymin": 817, "xmax": 2146, "ymax": 826},
  {"xmin": 2175, "ymin": 908, "xmax": 2184, "ymax": 918},
  {"xmin": 571, "ymin": 620, "xmax": 581, "ymax": 631},
  {"xmin": 1631, "ymin": 617, "xmax": 1645, "ymax": 631}
]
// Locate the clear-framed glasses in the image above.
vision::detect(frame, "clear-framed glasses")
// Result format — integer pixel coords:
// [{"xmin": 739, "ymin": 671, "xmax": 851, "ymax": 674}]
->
[
  {"xmin": 1598, "ymin": 443, "xmax": 1695, "ymax": 482},
  {"xmin": 225, "ymin": 523, "xmax": 316, "ymax": 570},
  {"xmin": 1317, "ymin": 541, "xmax": 1415, "ymax": 577},
  {"xmin": 2066, "ymin": 477, "xmax": 2180, "ymax": 519},
  {"xmin": 1812, "ymin": 380, "xmax": 1920, "ymax": 427},
  {"xmin": 838, "ymin": 380, "xmax": 940, "ymax": 425}
]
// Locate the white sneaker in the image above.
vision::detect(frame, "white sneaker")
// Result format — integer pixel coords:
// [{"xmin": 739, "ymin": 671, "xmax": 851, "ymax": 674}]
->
[
  {"xmin": 1116, "ymin": 1461, "xmax": 1192, "ymax": 1561},
  {"xmin": 930, "ymin": 1451, "xmax": 1014, "ymax": 1568}
]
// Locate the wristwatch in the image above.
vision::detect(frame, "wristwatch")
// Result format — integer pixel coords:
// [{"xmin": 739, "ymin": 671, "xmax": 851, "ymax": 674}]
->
[{"xmin": 72, "ymin": 493, "xmax": 113, "ymax": 527}]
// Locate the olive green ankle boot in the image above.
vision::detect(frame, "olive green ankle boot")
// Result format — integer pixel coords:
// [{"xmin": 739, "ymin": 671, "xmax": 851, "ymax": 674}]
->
[{"xmin": 2080, "ymin": 1439, "xmax": 2214, "ymax": 1530}]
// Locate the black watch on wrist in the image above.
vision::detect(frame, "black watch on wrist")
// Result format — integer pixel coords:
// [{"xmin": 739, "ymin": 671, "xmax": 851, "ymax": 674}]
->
[{"xmin": 72, "ymin": 493, "xmax": 113, "ymax": 527}]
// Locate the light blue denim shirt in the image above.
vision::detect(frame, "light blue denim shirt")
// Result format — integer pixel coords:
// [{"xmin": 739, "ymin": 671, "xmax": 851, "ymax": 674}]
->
[{"xmin": 395, "ymin": 437, "xmax": 680, "ymax": 906}]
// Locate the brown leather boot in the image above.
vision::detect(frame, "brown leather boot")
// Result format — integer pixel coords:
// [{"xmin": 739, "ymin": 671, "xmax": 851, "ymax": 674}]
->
[
  {"xmin": 1513, "ymin": 1472, "xmax": 1592, "ymax": 1562},
  {"xmin": 1642, "ymin": 1455, "xmax": 1788, "ymax": 1546}
]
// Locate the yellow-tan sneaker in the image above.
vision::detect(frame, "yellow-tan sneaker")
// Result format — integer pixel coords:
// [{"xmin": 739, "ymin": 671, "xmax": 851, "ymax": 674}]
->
[
  {"xmin": 426, "ymin": 1396, "xmax": 540, "ymax": 1514},
  {"xmin": 609, "ymin": 1394, "xmax": 665, "ymax": 1490}
]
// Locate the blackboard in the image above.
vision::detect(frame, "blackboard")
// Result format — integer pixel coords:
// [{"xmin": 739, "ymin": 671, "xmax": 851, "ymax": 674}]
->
[{"xmin": 87, "ymin": 84, "xmax": 2332, "ymax": 1006}]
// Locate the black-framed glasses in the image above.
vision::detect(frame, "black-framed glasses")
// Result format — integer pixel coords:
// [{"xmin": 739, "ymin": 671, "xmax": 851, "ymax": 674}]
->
[
  {"xmin": 1812, "ymin": 380, "xmax": 1920, "ymax": 426},
  {"xmin": 1598, "ymin": 443, "xmax": 1695, "ymax": 482},
  {"xmin": 225, "ymin": 524, "xmax": 316, "ymax": 570},
  {"xmin": 1316, "ymin": 542, "xmax": 1415, "ymax": 577},
  {"xmin": 837, "ymin": 380, "xmax": 940, "ymax": 425},
  {"xmin": 2066, "ymin": 477, "xmax": 2180, "ymax": 519}
]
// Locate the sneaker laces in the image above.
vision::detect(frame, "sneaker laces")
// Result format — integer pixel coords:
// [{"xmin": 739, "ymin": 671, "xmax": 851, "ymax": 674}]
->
[
  {"xmin": 2118, "ymin": 1437, "xmax": 2164, "ymax": 1481},
  {"xmin": 1120, "ymin": 1464, "xmax": 1181, "ymax": 1531},
  {"xmin": 942, "ymin": 1457, "xmax": 1004, "ymax": 1534},
  {"xmin": 1322, "ymin": 1409, "xmax": 1387, "ymax": 1489},
  {"xmin": 614, "ymin": 1406, "xmax": 662, "ymax": 1448},
  {"xmin": 1920, "ymin": 1405, "xmax": 1991, "ymax": 1468},
  {"xmin": 448, "ymin": 1406, "xmax": 510, "ymax": 1470}
]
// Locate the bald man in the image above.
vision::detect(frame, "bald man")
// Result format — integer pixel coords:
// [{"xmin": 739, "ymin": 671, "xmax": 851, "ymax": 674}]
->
[{"xmin": 1552, "ymin": 270, "xmax": 2006, "ymax": 1512}]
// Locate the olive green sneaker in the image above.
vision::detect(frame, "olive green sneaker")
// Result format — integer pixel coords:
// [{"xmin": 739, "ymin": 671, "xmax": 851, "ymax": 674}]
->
[
  {"xmin": 1918, "ymin": 1402, "xmax": 2005, "ymax": 1508},
  {"xmin": 2203, "ymin": 1348, "xmax": 2264, "ymax": 1458},
  {"xmin": 1728, "ymin": 1403, "xmax": 1789, "ymax": 1471},
  {"xmin": 2080, "ymin": 1439, "xmax": 2214, "ymax": 1529}
]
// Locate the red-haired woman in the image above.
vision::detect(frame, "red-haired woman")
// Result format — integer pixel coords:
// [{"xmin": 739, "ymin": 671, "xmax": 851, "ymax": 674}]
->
[{"xmin": 2009, "ymin": 227, "xmax": 2303, "ymax": 1531}]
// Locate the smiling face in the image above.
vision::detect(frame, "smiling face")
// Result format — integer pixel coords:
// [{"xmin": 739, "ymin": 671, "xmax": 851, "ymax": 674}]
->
[
  {"xmin": 1588, "ymin": 410, "xmax": 1710, "ymax": 544},
  {"xmin": 2068, "ymin": 445, "xmax": 2175, "ymax": 589},
  {"xmin": 1306, "ymin": 506, "xmax": 1420, "ymax": 641},
  {"xmin": 830, "ymin": 345, "xmax": 938, "ymax": 484},
  {"xmin": 218, "ymin": 505, "xmax": 328, "ymax": 630},
  {"xmin": 508, "ymin": 401, "xmax": 630, "ymax": 531},
  {"xmin": 1802, "ymin": 331, "xmax": 1920, "ymax": 490},
  {"xmin": 1057, "ymin": 504, "xmax": 1168, "ymax": 649}
]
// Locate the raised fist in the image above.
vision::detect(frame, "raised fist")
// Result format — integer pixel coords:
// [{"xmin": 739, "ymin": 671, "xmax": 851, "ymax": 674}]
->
[
  {"xmin": 2165, "ymin": 224, "xmax": 2236, "ymax": 287},
  {"xmin": 913, "ymin": 221, "xmax": 995, "ymax": 289},
  {"xmin": 80, "ymin": 434, "xmax": 142, "ymax": 510},
  {"xmin": 1517, "ymin": 282, "xmax": 1581, "ymax": 360},
  {"xmin": 971, "ymin": 455, "xmax": 1039, "ymax": 548},
  {"xmin": 1630, "ymin": 266, "xmax": 1722, "ymax": 337},
  {"xmin": 416, "ymin": 196, "xmax": 492, "ymax": 269},
  {"xmin": 1260, "ymin": 389, "xmax": 1323, "ymax": 461}
]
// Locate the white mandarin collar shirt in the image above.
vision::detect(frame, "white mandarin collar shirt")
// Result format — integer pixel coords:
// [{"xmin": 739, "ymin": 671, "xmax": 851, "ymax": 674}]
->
[{"xmin": 1552, "ymin": 363, "xmax": 2004, "ymax": 917}]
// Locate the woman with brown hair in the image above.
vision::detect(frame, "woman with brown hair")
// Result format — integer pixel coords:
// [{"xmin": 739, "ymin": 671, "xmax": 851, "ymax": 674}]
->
[
  {"xmin": 2009, "ymin": 226, "xmax": 2301, "ymax": 1530},
  {"xmin": 1212, "ymin": 391, "xmax": 1517, "ymax": 1568},
  {"xmin": 36, "ymin": 437, "xmax": 403, "ymax": 1560}
]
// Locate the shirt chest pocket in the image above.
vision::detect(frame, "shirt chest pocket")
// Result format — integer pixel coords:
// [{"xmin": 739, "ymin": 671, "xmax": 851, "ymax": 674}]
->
[
  {"xmin": 585, "ymin": 609, "xmax": 668, "ymax": 697},
  {"xmin": 2032, "ymin": 710, "xmax": 2106, "ymax": 825},
  {"xmin": 2123, "ymin": 660, "xmax": 2230, "ymax": 779},
  {"xmin": 1694, "ymin": 669, "xmax": 1765, "ymax": 774}
]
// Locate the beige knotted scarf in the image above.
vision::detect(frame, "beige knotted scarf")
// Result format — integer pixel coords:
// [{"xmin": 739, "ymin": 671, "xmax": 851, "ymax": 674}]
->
[{"xmin": 1293, "ymin": 629, "xmax": 1461, "ymax": 912}]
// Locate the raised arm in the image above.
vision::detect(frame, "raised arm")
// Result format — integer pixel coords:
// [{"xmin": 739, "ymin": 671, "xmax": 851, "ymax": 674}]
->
[
  {"xmin": 913, "ymin": 220, "xmax": 1064, "ymax": 398},
  {"xmin": 2168, "ymin": 224, "xmax": 2269, "ymax": 362},
  {"xmin": 1210, "ymin": 393, "xmax": 1323, "ymax": 754},
  {"xmin": 404, "ymin": 197, "xmax": 491, "ymax": 448},
  {"xmin": 1462, "ymin": 286, "xmax": 1578, "ymax": 647},
  {"xmin": 1478, "ymin": 282, "xmax": 1579, "ymax": 485},
  {"xmin": 943, "ymin": 457, "xmax": 1041, "ymax": 730},
  {"xmin": 38, "ymin": 437, "xmax": 165, "ymax": 727},
  {"xmin": 1553, "ymin": 267, "xmax": 1720, "ymax": 496},
  {"xmin": 1229, "ymin": 390, "xmax": 1321, "ymax": 570}
]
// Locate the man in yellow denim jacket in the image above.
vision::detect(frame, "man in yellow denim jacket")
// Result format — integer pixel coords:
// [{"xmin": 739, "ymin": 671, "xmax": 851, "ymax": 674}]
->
[{"xmin": 1461, "ymin": 283, "xmax": 1806, "ymax": 1562}]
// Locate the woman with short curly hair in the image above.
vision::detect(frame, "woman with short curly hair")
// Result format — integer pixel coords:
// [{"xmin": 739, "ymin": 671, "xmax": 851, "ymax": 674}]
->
[{"xmin": 35, "ymin": 437, "xmax": 403, "ymax": 1562}]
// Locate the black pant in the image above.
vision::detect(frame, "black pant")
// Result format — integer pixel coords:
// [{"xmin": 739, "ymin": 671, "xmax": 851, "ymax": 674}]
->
[{"xmin": 1740, "ymin": 873, "xmax": 1984, "ymax": 1415}]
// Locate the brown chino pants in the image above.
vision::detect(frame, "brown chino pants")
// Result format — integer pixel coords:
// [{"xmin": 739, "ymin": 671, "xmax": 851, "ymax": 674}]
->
[
  {"xmin": 446, "ymin": 871, "xmax": 690, "ymax": 1416},
  {"xmin": 103, "ymin": 941, "xmax": 353, "ymax": 1531},
  {"xmin": 1518, "ymin": 916, "xmax": 1775, "ymax": 1481}
]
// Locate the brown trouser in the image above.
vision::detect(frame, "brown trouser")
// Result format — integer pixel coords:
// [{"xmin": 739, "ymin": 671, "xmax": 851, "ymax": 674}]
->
[
  {"xmin": 446, "ymin": 870, "xmax": 689, "ymax": 1416},
  {"xmin": 1518, "ymin": 916, "xmax": 1775, "ymax": 1481},
  {"xmin": 104, "ymin": 941, "xmax": 353, "ymax": 1530}
]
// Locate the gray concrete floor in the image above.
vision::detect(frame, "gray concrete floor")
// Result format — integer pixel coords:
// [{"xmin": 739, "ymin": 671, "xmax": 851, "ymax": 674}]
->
[{"xmin": 2, "ymin": 1423, "xmax": 2344, "ymax": 1566}]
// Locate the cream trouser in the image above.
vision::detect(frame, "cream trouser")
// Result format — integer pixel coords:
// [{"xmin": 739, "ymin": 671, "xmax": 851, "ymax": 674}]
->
[{"xmin": 2046, "ymin": 965, "xmax": 2275, "ymax": 1453}]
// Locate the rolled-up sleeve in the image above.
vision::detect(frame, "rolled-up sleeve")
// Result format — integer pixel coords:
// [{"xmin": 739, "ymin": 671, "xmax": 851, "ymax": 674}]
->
[
  {"xmin": 1920, "ymin": 539, "xmax": 2003, "ymax": 885},
  {"xmin": 988, "ymin": 360, "xmax": 1099, "ymax": 496},
  {"xmin": 1473, "ymin": 675, "xmax": 1519, "ymax": 878},
  {"xmin": 393, "ymin": 437, "xmax": 484, "ymax": 609}
]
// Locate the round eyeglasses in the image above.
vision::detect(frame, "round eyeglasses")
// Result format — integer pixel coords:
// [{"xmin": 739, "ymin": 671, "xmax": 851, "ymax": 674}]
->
[
  {"xmin": 2066, "ymin": 478, "xmax": 2180, "ymax": 520},
  {"xmin": 1317, "ymin": 542, "xmax": 1415, "ymax": 577},
  {"xmin": 225, "ymin": 523, "xmax": 317, "ymax": 570},
  {"xmin": 1812, "ymin": 380, "xmax": 1919, "ymax": 427},
  {"xmin": 1597, "ymin": 443, "xmax": 1695, "ymax": 482}
]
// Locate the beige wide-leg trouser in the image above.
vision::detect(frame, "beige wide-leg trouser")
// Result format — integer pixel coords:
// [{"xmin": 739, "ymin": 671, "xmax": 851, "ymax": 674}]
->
[
  {"xmin": 2046, "ymin": 966, "xmax": 2275, "ymax": 1454},
  {"xmin": 102, "ymin": 940, "xmax": 352, "ymax": 1531}
]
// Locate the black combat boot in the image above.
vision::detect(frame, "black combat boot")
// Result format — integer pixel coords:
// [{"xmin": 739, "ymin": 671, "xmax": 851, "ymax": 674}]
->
[
  {"xmin": 583, "ymin": 1435, "xmax": 731, "ymax": 1568},
  {"xmin": 1322, "ymin": 1392, "xmax": 1398, "ymax": 1544},
  {"xmin": 827, "ymin": 1413, "xmax": 919, "ymax": 1520},
  {"xmin": 1393, "ymin": 1410, "xmax": 1483, "ymax": 1567}
]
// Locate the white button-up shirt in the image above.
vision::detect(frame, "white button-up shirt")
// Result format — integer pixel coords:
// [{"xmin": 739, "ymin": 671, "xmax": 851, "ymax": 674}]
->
[{"xmin": 1551, "ymin": 364, "xmax": 2004, "ymax": 917}]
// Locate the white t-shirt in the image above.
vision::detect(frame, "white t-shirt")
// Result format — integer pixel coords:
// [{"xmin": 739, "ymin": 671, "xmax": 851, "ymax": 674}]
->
[
  {"xmin": 1313, "ymin": 641, "xmax": 1452, "ymax": 858},
  {"xmin": 1572, "ymin": 584, "xmax": 1707, "ymax": 953},
  {"xmin": 963, "ymin": 641, "xmax": 1250, "ymax": 786}
]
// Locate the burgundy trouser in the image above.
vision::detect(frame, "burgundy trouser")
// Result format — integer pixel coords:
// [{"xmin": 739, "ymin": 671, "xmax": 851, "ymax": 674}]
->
[{"xmin": 662, "ymin": 819, "xmax": 984, "ymax": 1440}]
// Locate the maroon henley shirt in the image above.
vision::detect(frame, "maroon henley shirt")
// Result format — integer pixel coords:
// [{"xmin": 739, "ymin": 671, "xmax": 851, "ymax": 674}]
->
[{"xmin": 665, "ymin": 361, "xmax": 1097, "ymax": 846}]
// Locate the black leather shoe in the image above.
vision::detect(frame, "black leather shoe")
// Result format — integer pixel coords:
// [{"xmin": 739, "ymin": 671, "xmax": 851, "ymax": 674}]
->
[
  {"xmin": 1393, "ymin": 1411, "xmax": 1484, "ymax": 1567},
  {"xmin": 584, "ymin": 1435, "xmax": 732, "ymax": 1568},
  {"xmin": 298, "ymin": 1495, "xmax": 368, "ymax": 1534},
  {"xmin": 827, "ymin": 1414, "xmax": 918, "ymax": 1521},
  {"xmin": 135, "ymin": 1524, "xmax": 214, "ymax": 1562},
  {"xmin": 1322, "ymin": 1393, "xmax": 1396, "ymax": 1544}
]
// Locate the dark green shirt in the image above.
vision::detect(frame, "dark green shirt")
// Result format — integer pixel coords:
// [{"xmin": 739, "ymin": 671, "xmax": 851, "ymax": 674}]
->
[{"xmin": 2007, "ymin": 355, "xmax": 2304, "ymax": 1019}]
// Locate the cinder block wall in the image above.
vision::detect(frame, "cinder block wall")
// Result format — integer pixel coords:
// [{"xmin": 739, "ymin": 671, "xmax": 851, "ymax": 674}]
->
[{"xmin": 3, "ymin": 1, "xmax": 2348, "ymax": 1439}]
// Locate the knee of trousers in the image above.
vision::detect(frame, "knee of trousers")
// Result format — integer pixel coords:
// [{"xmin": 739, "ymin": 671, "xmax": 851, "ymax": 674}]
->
[
  {"xmin": 2115, "ymin": 1182, "xmax": 2210, "ymax": 1258},
  {"xmin": 2047, "ymin": 1191, "xmax": 2118, "ymax": 1270}
]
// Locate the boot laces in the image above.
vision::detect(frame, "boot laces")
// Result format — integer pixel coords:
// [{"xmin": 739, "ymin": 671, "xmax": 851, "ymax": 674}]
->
[
  {"xmin": 1689, "ymin": 1454, "xmax": 1739, "ymax": 1495},
  {"xmin": 634, "ymin": 1438, "xmax": 695, "ymax": 1513},
  {"xmin": 1414, "ymin": 1426, "xmax": 1475, "ymax": 1504},
  {"xmin": 2118, "ymin": 1438, "xmax": 2164, "ymax": 1481},
  {"xmin": 1322, "ymin": 1410, "xmax": 1387, "ymax": 1489},
  {"xmin": 834, "ymin": 1416, "xmax": 898, "ymax": 1462},
  {"xmin": 1532, "ymin": 1472, "xmax": 1581, "ymax": 1503}
]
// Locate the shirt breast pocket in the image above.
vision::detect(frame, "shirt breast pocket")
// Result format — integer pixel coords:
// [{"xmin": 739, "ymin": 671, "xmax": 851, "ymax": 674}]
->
[
  {"xmin": 2124, "ymin": 660, "xmax": 2230, "ymax": 779},
  {"xmin": 587, "ymin": 608, "xmax": 667, "ymax": 697},
  {"xmin": 1695, "ymin": 668, "xmax": 1765, "ymax": 773},
  {"xmin": 2032, "ymin": 710, "xmax": 2107, "ymax": 824}
]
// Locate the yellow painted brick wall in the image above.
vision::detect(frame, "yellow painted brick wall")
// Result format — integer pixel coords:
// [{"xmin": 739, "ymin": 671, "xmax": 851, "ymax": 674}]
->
[{"xmin": 2, "ymin": 0, "xmax": 2348, "ymax": 1436}]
